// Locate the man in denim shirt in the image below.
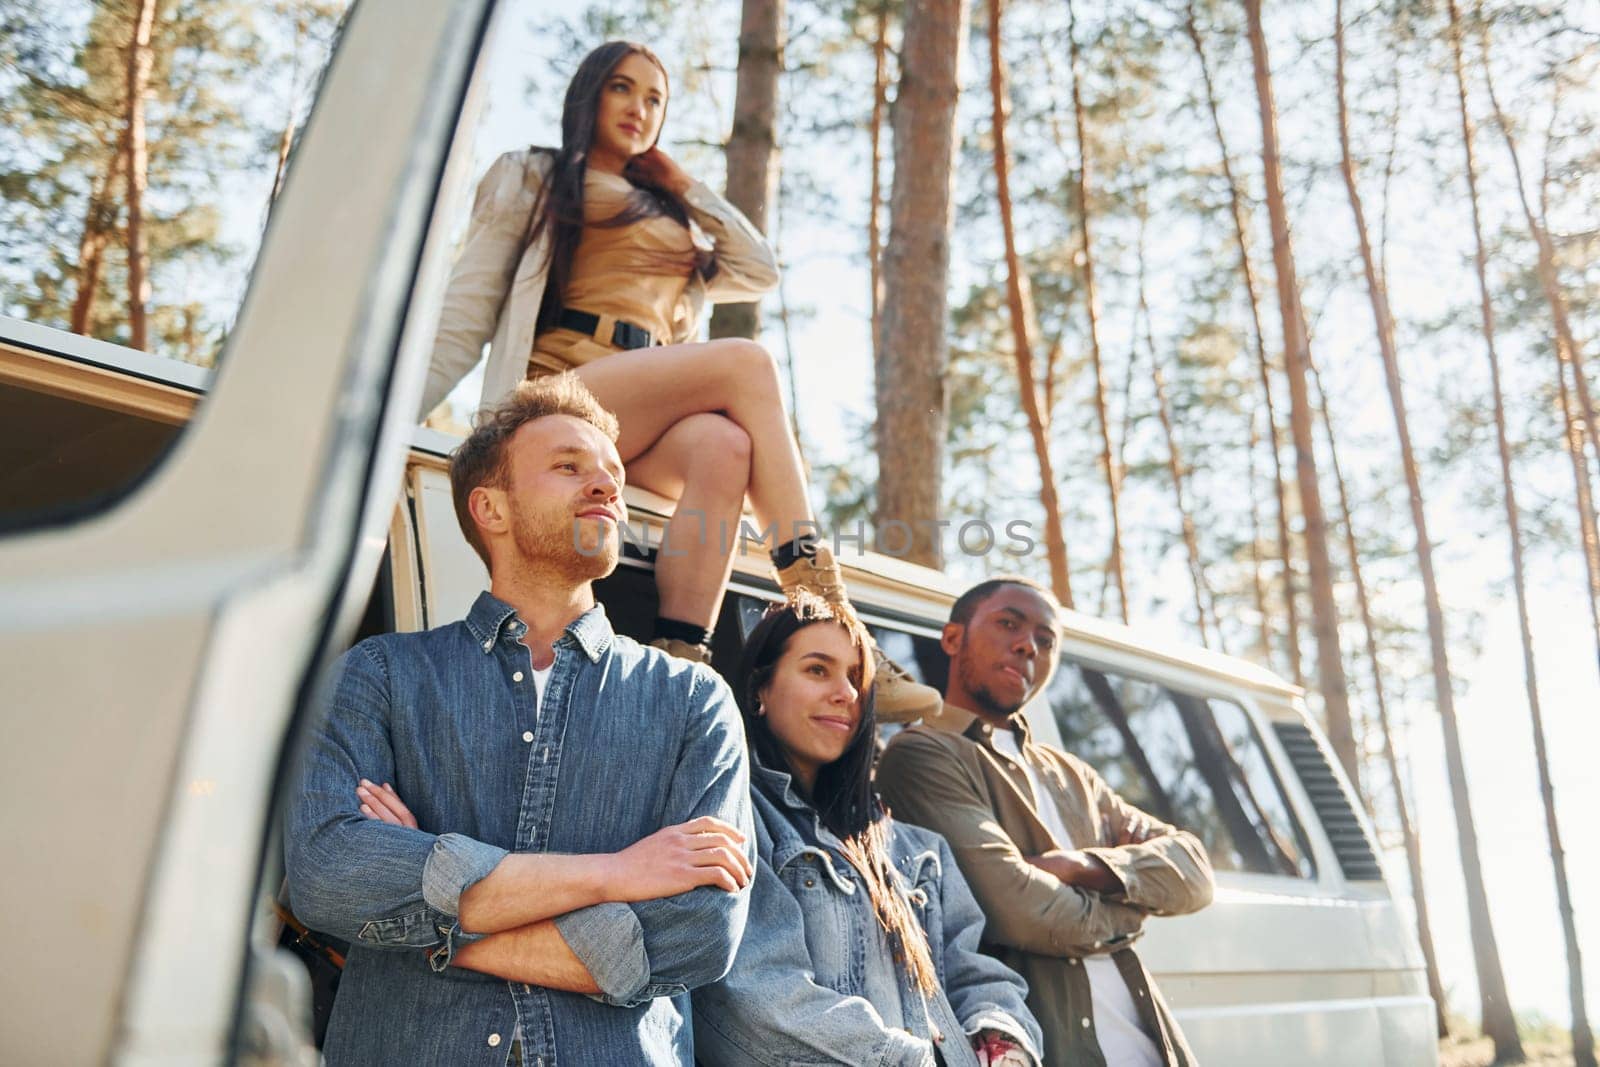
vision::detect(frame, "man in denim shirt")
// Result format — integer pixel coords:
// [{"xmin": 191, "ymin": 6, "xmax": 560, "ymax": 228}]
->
[{"xmin": 286, "ymin": 374, "xmax": 755, "ymax": 1066}]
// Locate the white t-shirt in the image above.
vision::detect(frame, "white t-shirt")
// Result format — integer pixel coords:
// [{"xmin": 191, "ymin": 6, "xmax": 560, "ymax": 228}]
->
[
  {"xmin": 990, "ymin": 730, "xmax": 1162, "ymax": 1067},
  {"xmin": 530, "ymin": 665, "xmax": 552, "ymax": 719}
]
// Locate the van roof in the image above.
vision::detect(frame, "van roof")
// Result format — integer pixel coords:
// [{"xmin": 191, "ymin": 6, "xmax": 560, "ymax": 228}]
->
[{"xmin": 8, "ymin": 315, "xmax": 1303, "ymax": 707}]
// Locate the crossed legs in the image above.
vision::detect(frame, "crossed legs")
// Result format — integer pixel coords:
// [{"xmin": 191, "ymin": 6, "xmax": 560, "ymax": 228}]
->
[
  {"xmin": 574, "ymin": 335, "xmax": 941, "ymax": 718},
  {"xmin": 575, "ymin": 337, "xmax": 811, "ymax": 631}
]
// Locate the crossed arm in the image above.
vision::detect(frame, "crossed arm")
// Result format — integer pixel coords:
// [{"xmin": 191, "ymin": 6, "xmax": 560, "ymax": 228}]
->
[
  {"xmin": 876, "ymin": 732, "xmax": 1212, "ymax": 959},
  {"xmin": 355, "ymin": 781, "xmax": 749, "ymax": 992},
  {"xmin": 285, "ymin": 645, "xmax": 755, "ymax": 1003}
]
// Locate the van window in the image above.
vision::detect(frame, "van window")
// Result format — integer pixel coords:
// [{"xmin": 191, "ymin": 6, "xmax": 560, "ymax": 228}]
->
[
  {"xmin": 0, "ymin": 4, "xmax": 348, "ymax": 529},
  {"xmin": 1047, "ymin": 660, "xmax": 1316, "ymax": 879}
]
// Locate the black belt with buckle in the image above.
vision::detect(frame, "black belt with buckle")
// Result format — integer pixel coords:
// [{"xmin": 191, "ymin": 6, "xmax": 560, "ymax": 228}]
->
[{"xmin": 558, "ymin": 308, "xmax": 654, "ymax": 350}]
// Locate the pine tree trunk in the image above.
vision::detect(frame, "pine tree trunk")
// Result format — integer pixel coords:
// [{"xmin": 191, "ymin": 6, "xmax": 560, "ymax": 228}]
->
[
  {"xmin": 867, "ymin": 1, "xmax": 889, "ymax": 366},
  {"xmin": 1147, "ymin": 325, "xmax": 1217, "ymax": 649},
  {"xmin": 770, "ymin": 170, "xmax": 807, "ymax": 465},
  {"xmin": 1245, "ymin": 410, "xmax": 1274, "ymax": 660},
  {"xmin": 709, "ymin": 0, "xmax": 783, "ymax": 341},
  {"xmin": 270, "ymin": 4, "xmax": 311, "ymax": 205},
  {"xmin": 1102, "ymin": 318, "xmax": 1140, "ymax": 620},
  {"xmin": 1241, "ymin": 0, "xmax": 1358, "ymax": 790},
  {"xmin": 1554, "ymin": 329, "xmax": 1600, "ymax": 655},
  {"xmin": 1135, "ymin": 211, "xmax": 1219, "ymax": 648},
  {"xmin": 1478, "ymin": 24, "xmax": 1600, "ymax": 681},
  {"xmin": 986, "ymin": 0, "xmax": 1074, "ymax": 608},
  {"xmin": 122, "ymin": 0, "xmax": 158, "ymax": 351},
  {"xmin": 1479, "ymin": 53, "xmax": 1600, "ymax": 489},
  {"xmin": 1451, "ymin": 5, "xmax": 1592, "ymax": 1060},
  {"xmin": 272, "ymin": 118, "xmax": 294, "ymax": 204},
  {"xmin": 1064, "ymin": 0, "xmax": 1127, "ymax": 622},
  {"xmin": 1310, "ymin": 355, "xmax": 1450, "ymax": 1038},
  {"xmin": 1184, "ymin": 4, "xmax": 1303, "ymax": 686},
  {"xmin": 70, "ymin": 134, "xmax": 125, "ymax": 336},
  {"xmin": 875, "ymin": 0, "xmax": 968, "ymax": 569}
]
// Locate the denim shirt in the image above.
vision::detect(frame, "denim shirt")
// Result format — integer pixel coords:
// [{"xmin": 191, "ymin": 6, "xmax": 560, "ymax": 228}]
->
[
  {"xmin": 285, "ymin": 594, "xmax": 753, "ymax": 1066},
  {"xmin": 693, "ymin": 763, "xmax": 1042, "ymax": 1067}
]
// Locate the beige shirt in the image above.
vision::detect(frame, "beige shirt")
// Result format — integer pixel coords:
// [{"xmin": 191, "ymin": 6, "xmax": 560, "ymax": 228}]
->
[
  {"xmin": 564, "ymin": 169, "xmax": 697, "ymax": 340},
  {"xmin": 423, "ymin": 148, "xmax": 779, "ymax": 417},
  {"xmin": 876, "ymin": 703, "xmax": 1215, "ymax": 1067}
]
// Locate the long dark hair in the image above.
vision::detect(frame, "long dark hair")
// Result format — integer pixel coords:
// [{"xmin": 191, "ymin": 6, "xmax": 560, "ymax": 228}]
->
[
  {"xmin": 737, "ymin": 595, "xmax": 939, "ymax": 996},
  {"xmin": 527, "ymin": 41, "xmax": 709, "ymax": 335}
]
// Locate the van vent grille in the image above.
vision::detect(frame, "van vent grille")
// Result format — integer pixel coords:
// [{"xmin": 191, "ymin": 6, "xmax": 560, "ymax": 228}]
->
[{"xmin": 1271, "ymin": 721, "xmax": 1384, "ymax": 882}]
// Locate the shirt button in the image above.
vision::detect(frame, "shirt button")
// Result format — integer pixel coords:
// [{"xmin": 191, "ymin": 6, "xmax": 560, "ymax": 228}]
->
[
  {"xmin": 513, "ymin": 671, "xmax": 524, "ymax": 682},
  {"xmin": 522, "ymin": 731, "xmax": 535, "ymax": 743},
  {"xmin": 487, "ymin": 1032, "xmax": 501, "ymax": 1047},
  {"xmin": 1081, "ymin": 1017, "xmax": 1092, "ymax": 1028},
  {"xmin": 1068, "ymin": 958, "xmax": 1079, "ymax": 966},
  {"xmin": 482, "ymin": 640, "xmax": 493, "ymax": 651}
]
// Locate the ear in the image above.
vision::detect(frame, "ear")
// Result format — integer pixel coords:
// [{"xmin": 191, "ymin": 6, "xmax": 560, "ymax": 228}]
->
[
  {"xmin": 940, "ymin": 621, "xmax": 964, "ymax": 658},
  {"xmin": 468, "ymin": 484, "xmax": 510, "ymax": 542}
]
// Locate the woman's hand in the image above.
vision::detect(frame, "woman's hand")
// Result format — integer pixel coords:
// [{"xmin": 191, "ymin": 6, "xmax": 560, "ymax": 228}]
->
[
  {"xmin": 625, "ymin": 146, "xmax": 693, "ymax": 196},
  {"xmin": 356, "ymin": 779, "xmax": 417, "ymax": 828},
  {"xmin": 972, "ymin": 1029, "xmax": 1031, "ymax": 1066}
]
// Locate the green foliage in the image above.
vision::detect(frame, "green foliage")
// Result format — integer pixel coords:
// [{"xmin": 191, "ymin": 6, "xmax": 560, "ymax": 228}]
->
[{"xmin": 0, "ymin": 0, "xmax": 345, "ymax": 364}]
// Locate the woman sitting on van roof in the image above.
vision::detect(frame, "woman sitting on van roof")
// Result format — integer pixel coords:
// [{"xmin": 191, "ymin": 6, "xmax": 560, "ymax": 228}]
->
[
  {"xmin": 421, "ymin": 39, "xmax": 937, "ymax": 722},
  {"xmin": 693, "ymin": 594, "xmax": 1042, "ymax": 1067}
]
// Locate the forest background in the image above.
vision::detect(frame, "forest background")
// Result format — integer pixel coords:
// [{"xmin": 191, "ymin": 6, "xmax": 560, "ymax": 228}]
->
[{"xmin": 1, "ymin": 0, "xmax": 1597, "ymax": 1061}]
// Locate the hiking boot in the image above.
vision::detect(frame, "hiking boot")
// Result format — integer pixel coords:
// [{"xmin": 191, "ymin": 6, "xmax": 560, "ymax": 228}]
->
[
  {"xmin": 650, "ymin": 636, "xmax": 713, "ymax": 665},
  {"xmin": 773, "ymin": 544, "xmax": 941, "ymax": 723},
  {"xmin": 773, "ymin": 543, "xmax": 854, "ymax": 615},
  {"xmin": 868, "ymin": 642, "xmax": 943, "ymax": 724}
]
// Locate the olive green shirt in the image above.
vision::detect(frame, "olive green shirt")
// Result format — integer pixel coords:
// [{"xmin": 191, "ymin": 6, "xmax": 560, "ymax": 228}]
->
[{"xmin": 876, "ymin": 702, "xmax": 1215, "ymax": 1067}]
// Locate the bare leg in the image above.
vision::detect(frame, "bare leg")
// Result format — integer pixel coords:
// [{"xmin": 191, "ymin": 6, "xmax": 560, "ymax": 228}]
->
[
  {"xmin": 575, "ymin": 338, "xmax": 812, "ymax": 541},
  {"xmin": 624, "ymin": 413, "xmax": 751, "ymax": 629},
  {"xmin": 574, "ymin": 338, "xmax": 942, "ymax": 718}
]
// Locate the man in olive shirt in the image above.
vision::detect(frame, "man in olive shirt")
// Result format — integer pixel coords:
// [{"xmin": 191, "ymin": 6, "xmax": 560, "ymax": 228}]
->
[{"xmin": 877, "ymin": 577, "xmax": 1214, "ymax": 1066}]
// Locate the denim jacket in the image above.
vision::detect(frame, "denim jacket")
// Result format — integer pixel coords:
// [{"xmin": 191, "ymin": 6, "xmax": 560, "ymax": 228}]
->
[
  {"xmin": 285, "ymin": 594, "xmax": 753, "ymax": 1066},
  {"xmin": 693, "ymin": 762, "xmax": 1042, "ymax": 1067}
]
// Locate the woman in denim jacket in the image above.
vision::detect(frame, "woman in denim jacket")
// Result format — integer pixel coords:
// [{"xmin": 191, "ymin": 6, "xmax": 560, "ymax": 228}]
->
[{"xmin": 694, "ymin": 595, "xmax": 1042, "ymax": 1067}]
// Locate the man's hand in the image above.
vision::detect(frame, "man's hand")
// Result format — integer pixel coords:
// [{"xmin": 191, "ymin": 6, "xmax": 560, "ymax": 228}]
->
[
  {"xmin": 625, "ymin": 146, "xmax": 693, "ymax": 196},
  {"xmin": 354, "ymin": 786, "xmax": 751, "ymax": 910},
  {"xmin": 602, "ymin": 815, "xmax": 753, "ymax": 900},
  {"xmin": 1025, "ymin": 849, "xmax": 1124, "ymax": 895},
  {"xmin": 357, "ymin": 779, "xmax": 416, "ymax": 828},
  {"xmin": 352, "ymin": 786, "xmax": 750, "ymax": 900},
  {"xmin": 973, "ymin": 1029, "xmax": 1031, "ymax": 1067},
  {"xmin": 1116, "ymin": 810, "xmax": 1162, "ymax": 846}
]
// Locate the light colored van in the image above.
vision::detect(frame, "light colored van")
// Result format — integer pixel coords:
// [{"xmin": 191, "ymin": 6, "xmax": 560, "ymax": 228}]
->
[{"xmin": 0, "ymin": 2, "xmax": 1437, "ymax": 1063}]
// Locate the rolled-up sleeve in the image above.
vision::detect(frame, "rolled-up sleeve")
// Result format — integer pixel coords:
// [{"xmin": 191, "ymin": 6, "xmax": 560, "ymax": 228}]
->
[
  {"xmin": 1082, "ymin": 770, "xmax": 1215, "ymax": 917},
  {"xmin": 877, "ymin": 731, "xmax": 1145, "ymax": 959},
  {"xmin": 285, "ymin": 644, "xmax": 507, "ymax": 969},
  {"xmin": 555, "ymin": 669, "xmax": 753, "ymax": 1006}
]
